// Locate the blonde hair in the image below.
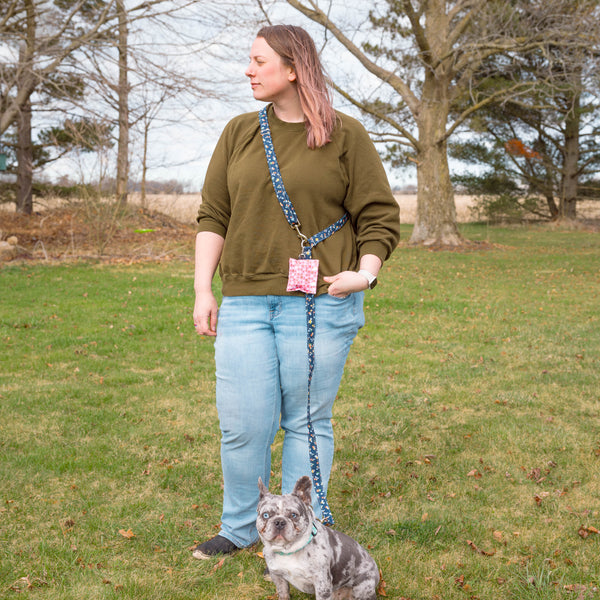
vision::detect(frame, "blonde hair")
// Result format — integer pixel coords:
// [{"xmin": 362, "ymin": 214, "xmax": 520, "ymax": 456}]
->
[{"xmin": 257, "ymin": 25, "xmax": 336, "ymax": 149}]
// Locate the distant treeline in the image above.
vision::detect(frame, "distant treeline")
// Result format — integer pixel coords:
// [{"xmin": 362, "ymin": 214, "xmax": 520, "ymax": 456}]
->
[{"xmin": 0, "ymin": 178, "xmax": 187, "ymax": 204}]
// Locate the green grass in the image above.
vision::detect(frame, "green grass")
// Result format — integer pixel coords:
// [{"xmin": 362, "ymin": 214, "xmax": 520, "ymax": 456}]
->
[{"xmin": 1, "ymin": 223, "xmax": 599, "ymax": 599}]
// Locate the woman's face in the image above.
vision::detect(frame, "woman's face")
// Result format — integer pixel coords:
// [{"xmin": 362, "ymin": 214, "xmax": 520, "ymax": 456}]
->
[{"xmin": 245, "ymin": 36, "xmax": 297, "ymax": 104}]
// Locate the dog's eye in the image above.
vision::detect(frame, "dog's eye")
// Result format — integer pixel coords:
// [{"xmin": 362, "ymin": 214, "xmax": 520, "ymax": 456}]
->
[
  {"xmin": 262, "ymin": 512, "xmax": 270, "ymax": 519},
  {"xmin": 290, "ymin": 512, "xmax": 298, "ymax": 519}
]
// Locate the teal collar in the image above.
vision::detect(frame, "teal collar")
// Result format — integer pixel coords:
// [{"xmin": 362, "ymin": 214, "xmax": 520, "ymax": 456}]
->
[{"xmin": 274, "ymin": 523, "xmax": 318, "ymax": 556}]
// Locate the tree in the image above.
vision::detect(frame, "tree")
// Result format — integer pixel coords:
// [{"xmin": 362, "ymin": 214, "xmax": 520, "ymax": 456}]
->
[
  {"xmin": 1, "ymin": 0, "xmax": 121, "ymax": 212},
  {"xmin": 450, "ymin": 21, "xmax": 600, "ymax": 221},
  {"xmin": 115, "ymin": 0, "xmax": 129, "ymax": 207},
  {"xmin": 0, "ymin": 0, "xmax": 117, "ymax": 136},
  {"xmin": 270, "ymin": 0, "xmax": 596, "ymax": 245},
  {"xmin": 2, "ymin": 0, "xmax": 258, "ymax": 213}
]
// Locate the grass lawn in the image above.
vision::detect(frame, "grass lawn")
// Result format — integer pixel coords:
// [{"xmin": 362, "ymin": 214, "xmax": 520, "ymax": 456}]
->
[{"xmin": 1, "ymin": 223, "xmax": 599, "ymax": 599}]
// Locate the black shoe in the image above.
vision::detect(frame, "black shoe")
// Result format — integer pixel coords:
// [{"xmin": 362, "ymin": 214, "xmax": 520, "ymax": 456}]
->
[{"xmin": 192, "ymin": 535, "xmax": 239, "ymax": 560}]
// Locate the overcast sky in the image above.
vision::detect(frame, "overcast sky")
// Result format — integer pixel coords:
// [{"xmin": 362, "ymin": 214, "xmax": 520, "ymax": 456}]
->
[{"xmin": 37, "ymin": 0, "xmax": 415, "ymax": 192}]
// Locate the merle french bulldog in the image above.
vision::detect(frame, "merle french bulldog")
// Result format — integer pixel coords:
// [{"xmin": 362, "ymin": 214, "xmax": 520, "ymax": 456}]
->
[{"xmin": 257, "ymin": 476, "xmax": 379, "ymax": 600}]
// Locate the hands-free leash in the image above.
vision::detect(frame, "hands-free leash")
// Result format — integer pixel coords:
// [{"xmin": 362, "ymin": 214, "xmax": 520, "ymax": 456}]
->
[{"xmin": 259, "ymin": 106, "xmax": 348, "ymax": 525}]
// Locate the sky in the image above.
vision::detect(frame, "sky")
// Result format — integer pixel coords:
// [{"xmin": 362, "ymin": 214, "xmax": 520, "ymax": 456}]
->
[{"xmin": 31, "ymin": 0, "xmax": 417, "ymax": 192}]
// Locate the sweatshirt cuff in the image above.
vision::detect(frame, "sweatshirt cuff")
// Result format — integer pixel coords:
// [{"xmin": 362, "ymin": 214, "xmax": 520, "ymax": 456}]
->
[
  {"xmin": 359, "ymin": 240, "xmax": 394, "ymax": 264},
  {"xmin": 196, "ymin": 220, "xmax": 227, "ymax": 238}
]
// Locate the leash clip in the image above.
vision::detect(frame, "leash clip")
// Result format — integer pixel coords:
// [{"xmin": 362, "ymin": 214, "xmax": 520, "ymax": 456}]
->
[{"xmin": 292, "ymin": 223, "xmax": 310, "ymax": 256}]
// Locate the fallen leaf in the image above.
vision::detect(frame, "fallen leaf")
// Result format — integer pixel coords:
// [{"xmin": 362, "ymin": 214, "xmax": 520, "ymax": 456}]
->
[
  {"xmin": 564, "ymin": 584, "xmax": 589, "ymax": 593},
  {"xmin": 377, "ymin": 570, "xmax": 387, "ymax": 596},
  {"xmin": 467, "ymin": 540, "xmax": 496, "ymax": 556},
  {"xmin": 212, "ymin": 557, "xmax": 226, "ymax": 572},
  {"xmin": 467, "ymin": 469, "xmax": 482, "ymax": 479},
  {"xmin": 118, "ymin": 529, "xmax": 135, "ymax": 539},
  {"xmin": 578, "ymin": 525, "xmax": 599, "ymax": 539},
  {"xmin": 586, "ymin": 526, "xmax": 599, "ymax": 534}
]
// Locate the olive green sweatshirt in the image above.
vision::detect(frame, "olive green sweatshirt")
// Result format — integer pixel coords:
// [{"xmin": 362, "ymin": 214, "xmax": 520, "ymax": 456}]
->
[{"xmin": 197, "ymin": 104, "xmax": 400, "ymax": 296}]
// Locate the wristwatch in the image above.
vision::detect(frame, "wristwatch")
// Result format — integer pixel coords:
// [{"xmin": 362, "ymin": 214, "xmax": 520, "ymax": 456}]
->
[{"xmin": 358, "ymin": 269, "xmax": 378, "ymax": 289}]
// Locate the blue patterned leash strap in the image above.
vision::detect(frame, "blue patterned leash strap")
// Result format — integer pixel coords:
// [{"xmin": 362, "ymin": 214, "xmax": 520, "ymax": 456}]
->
[
  {"xmin": 259, "ymin": 106, "xmax": 349, "ymax": 525},
  {"xmin": 303, "ymin": 214, "xmax": 349, "ymax": 257},
  {"xmin": 304, "ymin": 289, "xmax": 332, "ymax": 524},
  {"xmin": 258, "ymin": 107, "xmax": 299, "ymax": 227}
]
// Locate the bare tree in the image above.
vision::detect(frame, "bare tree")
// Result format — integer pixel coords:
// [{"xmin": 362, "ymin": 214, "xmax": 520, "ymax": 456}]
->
[
  {"xmin": 1, "ymin": 0, "xmax": 120, "ymax": 212},
  {"xmin": 0, "ymin": 0, "xmax": 116, "ymax": 136},
  {"xmin": 1, "ymin": 0, "xmax": 252, "ymax": 211},
  {"xmin": 271, "ymin": 0, "xmax": 596, "ymax": 245},
  {"xmin": 115, "ymin": 0, "xmax": 129, "ymax": 207},
  {"xmin": 15, "ymin": 3, "xmax": 34, "ymax": 213}
]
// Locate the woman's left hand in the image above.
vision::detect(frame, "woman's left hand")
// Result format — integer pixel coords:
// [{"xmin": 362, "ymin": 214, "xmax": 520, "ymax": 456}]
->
[{"xmin": 324, "ymin": 271, "xmax": 369, "ymax": 298}]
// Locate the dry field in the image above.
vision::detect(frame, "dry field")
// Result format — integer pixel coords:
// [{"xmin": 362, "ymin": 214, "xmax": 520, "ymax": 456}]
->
[
  {"xmin": 111, "ymin": 193, "xmax": 600, "ymax": 223},
  {"xmin": 3, "ymin": 193, "xmax": 600, "ymax": 224},
  {"xmin": 127, "ymin": 192, "xmax": 600, "ymax": 223},
  {"xmin": 124, "ymin": 193, "xmax": 482, "ymax": 224}
]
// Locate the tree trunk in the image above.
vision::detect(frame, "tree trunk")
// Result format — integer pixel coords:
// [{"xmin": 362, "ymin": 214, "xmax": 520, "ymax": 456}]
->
[
  {"xmin": 141, "ymin": 118, "xmax": 148, "ymax": 208},
  {"xmin": 560, "ymin": 92, "xmax": 580, "ymax": 220},
  {"xmin": 410, "ymin": 73, "xmax": 462, "ymax": 246},
  {"xmin": 411, "ymin": 140, "xmax": 462, "ymax": 245},
  {"xmin": 16, "ymin": 1, "xmax": 35, "ymax": 216},
  {"xmin": 116, "ymin": 0, "xmax": 129, "ymax": 208},
  {"xmin": 16, "ymin": 98, "xmax": 33, "ymax": 214},
  {"xmin": 544, "ymin": 194, "xmax": 559, "ymax": 219}
]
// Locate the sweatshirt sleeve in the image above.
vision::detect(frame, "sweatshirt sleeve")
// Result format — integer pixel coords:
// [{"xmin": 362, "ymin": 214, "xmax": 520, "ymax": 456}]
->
[
  {"xmin": 339, "ymin": 115, "xmax": 400, "ymax": 263},
  {"xmin": 196, "ymin": 122, "xmax": 233, "ymax": 238}
]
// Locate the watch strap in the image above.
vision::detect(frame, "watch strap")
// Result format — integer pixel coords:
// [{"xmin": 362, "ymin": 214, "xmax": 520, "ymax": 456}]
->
[{"xmin": 358, "ymin": 269, "xmax": 377, "ymax": 289}]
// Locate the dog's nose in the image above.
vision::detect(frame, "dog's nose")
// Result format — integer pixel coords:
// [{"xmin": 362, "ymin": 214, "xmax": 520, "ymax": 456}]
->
[{"xmin": 274, "ymin": 518, "xmax": 286, "ymax": 531}]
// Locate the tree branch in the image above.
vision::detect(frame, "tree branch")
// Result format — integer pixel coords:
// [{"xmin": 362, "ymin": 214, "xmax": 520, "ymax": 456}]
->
[
  {"xmin": 285, "ymin": 0, "xmax": 421, "ymax": 117},
  {"xmin": 330, "ymin": 80, "xmax": 419, "ymax": 148},
  {"xmin": 401, "ymin": 0, "xmax": 431, "ymax": 66}
]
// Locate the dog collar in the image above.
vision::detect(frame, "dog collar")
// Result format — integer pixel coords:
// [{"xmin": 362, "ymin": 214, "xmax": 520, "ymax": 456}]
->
[{"xmin": 274, "ymin": 523, "xmax": 318, "ymax": 556}]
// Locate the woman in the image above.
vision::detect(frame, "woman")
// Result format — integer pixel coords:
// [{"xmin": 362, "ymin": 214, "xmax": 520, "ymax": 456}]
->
[{"xmin": 192, "ymin": 24, "xmax": 400, "ymax": 559}]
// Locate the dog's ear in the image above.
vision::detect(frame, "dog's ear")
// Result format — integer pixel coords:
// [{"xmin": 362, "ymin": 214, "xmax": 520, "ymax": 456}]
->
[
  {"xmin": 258, "ymin": 477, "xmax": 269, "ymax": 500},
  {"xmin": 292, "ymin": 476, "xmax": 312, "ymax": 506}
]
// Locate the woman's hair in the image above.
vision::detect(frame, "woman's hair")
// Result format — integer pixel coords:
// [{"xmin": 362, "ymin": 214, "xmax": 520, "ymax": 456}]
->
[{"xmin": 257, "ymin": 24, "xmax": 337, "ymax": 149}]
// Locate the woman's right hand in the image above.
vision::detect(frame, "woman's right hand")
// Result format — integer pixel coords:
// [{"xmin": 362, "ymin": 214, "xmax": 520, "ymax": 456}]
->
[{"xmin": 193, "ymin": 291, "xmax": 219, "ymax": 336}]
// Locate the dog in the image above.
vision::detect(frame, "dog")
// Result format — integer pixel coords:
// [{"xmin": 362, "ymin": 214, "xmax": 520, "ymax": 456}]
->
[{"xmin": 257, "ymin": 475, "xmax": 380, "ymax": 600}]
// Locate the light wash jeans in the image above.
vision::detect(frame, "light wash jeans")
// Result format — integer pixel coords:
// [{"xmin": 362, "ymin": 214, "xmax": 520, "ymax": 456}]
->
[{"xmin": 213, "ymin": 293, "xmax": 364, "ymax": 548}]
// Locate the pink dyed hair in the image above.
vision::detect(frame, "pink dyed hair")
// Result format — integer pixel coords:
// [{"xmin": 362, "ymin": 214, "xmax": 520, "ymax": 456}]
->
[{"xmin": 257, "ymin": 25, "xmax": 337, "ymax": 149}]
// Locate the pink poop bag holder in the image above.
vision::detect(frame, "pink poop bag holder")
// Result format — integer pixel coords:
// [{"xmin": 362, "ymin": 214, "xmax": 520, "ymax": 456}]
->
[{"xmin": 287, "ymin": 257, "xmax": 320, "ymax": 294}]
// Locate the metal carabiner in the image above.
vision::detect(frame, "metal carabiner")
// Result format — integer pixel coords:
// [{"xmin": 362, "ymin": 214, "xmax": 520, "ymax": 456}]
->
[{"xmin": 292, "ymin": 223, "xmax": 310, "ymax": 254}]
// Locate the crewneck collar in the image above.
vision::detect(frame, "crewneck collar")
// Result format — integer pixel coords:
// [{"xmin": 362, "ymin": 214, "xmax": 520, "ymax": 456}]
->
[{"xmin": 267, "ymin": 103, "xmax": 306, "ymax": 131}]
